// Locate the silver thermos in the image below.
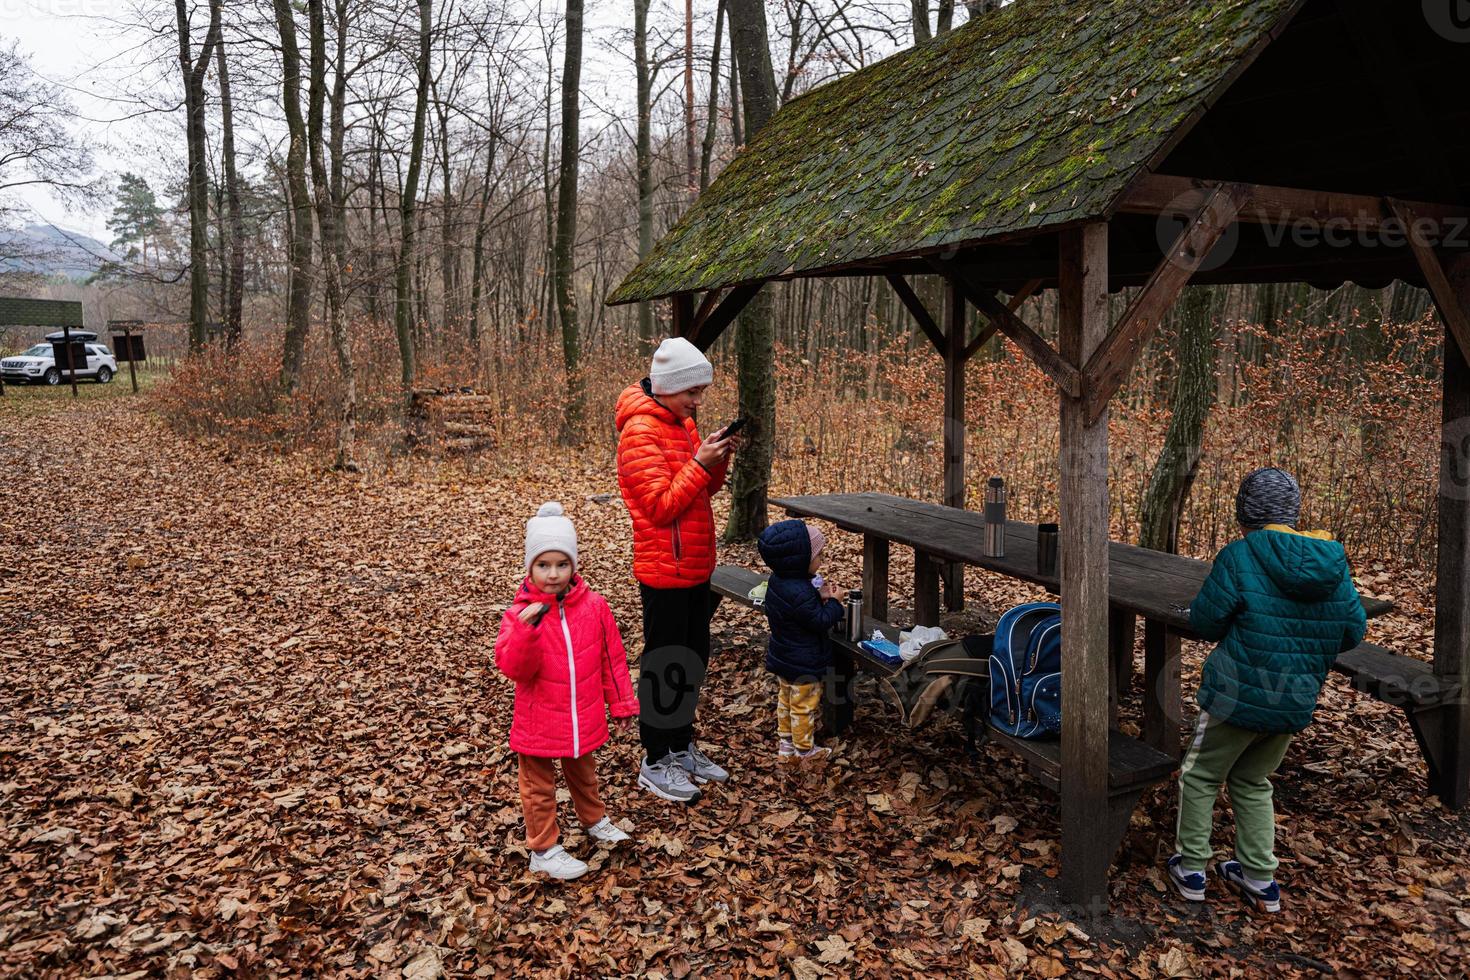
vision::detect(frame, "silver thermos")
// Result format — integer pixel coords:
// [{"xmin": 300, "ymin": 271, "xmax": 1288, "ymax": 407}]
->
[
  {"xmin": 846, "ymin": 590, "xmax": 864, "ymax": 642},
  {"xmin": 984, "ymin": 477, "xmax": 1006, "ymax": 558}
]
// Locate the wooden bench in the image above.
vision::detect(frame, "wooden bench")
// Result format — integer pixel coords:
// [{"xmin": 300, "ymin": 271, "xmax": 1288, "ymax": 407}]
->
[
  {"xmin": 712, "ymin": 564, "xmax": 1178, "ymax": 864},
  {"xmin": 1332, "ymin": 642, "xmax": 1461, "ymax": 790}
]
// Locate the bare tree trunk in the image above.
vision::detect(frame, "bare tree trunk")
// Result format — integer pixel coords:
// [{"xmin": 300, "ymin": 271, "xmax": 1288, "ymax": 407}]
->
[
  {"xmin": 936, "ymin": 0, "xmax": 954, "ymax": 33},
  {"xmin": 273, "ymin": 0, "xmax": 314, "ymax": 392},
  {"xmin": 911, "ymin": 0, "xmax": 931, "ymax": 45},
  {"xmin": 683, "ymin": 0, "xmax": 696, "ymax": 201},
  {"xmin": 553, "ymin": 0, "xmax": 587, "ymax": 443},
  {"xmin": 699, "ymin": 0, "xmax": 725, "ymax": 193},
  {"xmin": 329, "ymin": 0, "xmax": 349, "ymax": 276},
  {"xmin": 307, "ymin": 0, "xmax": 356, "ymax": 471},
  {"xmin": 964, "ymin": 0, "xmax": 1001, "ymax": 16},
  {"xmin": 1139, "ymin": 286, "xmax": 1218, "ymax": 553},
  {"xmin": 395, "ymin": 0, "xmax": 432, "ymax": 392},
  {"xmin": 466, "ymin": 130, "xmax": 499, "ymax": 362},
  {"xmin": 216, "ymin": 34, "xmax": 245, "ymax": 347},
  {"xmin": 729, "ymin": 37, "xmax": 742, "ymax": 146},
  {"xmin": 724, "ymin": 0, "xmax": 779, "ymax": 541},
  {"xmin": 176, "ymin": 0, "xmax": 221, "ymax": 353},
  {"xmin": 634, "ymin": 0, "xmax": 655, "ymax": 353}
]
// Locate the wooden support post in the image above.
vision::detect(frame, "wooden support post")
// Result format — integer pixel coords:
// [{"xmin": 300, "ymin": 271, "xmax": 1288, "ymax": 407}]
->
[
  {"xmin": 124, "ymin": 323, "xmax": 139, "ymax": 393},
  {"xmin": 1057, "ymin": 223, "xmax": 1113, "ymax": 911},
  {"xmin": 62, "ymin": 323, "xmax": 78, "ymax": 398},
  {"xmin": 913, "ymin": 549, "xmax": 941, "ymax": 628},
  {"xmin": 1142, "ymin": 619, "xmax": 1183, "ymax": 759},
  {"xmin": 671, "ymin": 293, "xmax": 696, "ymax": 340},
  {"xmin": 1433, "ymin": 259, "xmax": 1470, "ymax": 808},
  {"xmin": 943, "ymin": 278, "xmax": 966, "ymax": 612},
  {"xmin": 1108, "ymin": 609, "xmax": 1136, "ymax": 726},
  {"xmin": 863, "ymin": 534, "xmax": 890, "ymax": 622}
]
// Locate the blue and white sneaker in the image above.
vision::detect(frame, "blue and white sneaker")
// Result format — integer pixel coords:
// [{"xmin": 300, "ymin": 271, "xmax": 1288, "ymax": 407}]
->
[
  {"xmin": 1166, "ymin": 855, "xmax": 1206, "ymax": 902},
  {"xmin": 1217, "ymin": 860, "xmax": 1281, "ymax": 913}
]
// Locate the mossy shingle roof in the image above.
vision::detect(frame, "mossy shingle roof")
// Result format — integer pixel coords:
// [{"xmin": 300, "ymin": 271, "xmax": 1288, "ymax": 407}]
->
[{"xmin": 609, "ymin": 0, "xmax": 1299, "ymax": 304}]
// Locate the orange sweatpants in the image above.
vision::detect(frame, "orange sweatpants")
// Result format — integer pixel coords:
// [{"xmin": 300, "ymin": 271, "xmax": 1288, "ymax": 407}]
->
[{"xmin": 517, "ymin": 753, "xmax": 605, "ymax": 852}]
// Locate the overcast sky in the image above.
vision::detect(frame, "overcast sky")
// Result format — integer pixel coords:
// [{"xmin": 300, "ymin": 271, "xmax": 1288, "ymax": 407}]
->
[{"xmin": 4, "ymin": 0, "xmax": 911, "ymax": 243}]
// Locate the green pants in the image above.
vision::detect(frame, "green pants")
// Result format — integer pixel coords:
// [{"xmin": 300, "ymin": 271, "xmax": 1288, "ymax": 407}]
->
[{"xmin": 1174, "ymin": 711, "xmax": 1292, "ymax": 880}]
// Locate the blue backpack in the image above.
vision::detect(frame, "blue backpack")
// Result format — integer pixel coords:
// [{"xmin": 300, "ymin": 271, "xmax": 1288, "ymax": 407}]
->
[{"xmin": 988, "ymin": 602, "xmax": 1062, "ymax": 739}]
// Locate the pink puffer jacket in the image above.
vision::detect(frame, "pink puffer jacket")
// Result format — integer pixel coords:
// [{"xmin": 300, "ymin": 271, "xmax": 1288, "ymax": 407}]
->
[{"xmin": 494, "ymin": 575, "xmax": 639, "ymax": 759}]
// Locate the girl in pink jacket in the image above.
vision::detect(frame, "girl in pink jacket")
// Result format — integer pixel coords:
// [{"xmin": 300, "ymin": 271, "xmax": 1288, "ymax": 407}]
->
[{"xmin": 495, "ymin": 502, "xmax": 640, "ymax": 880}]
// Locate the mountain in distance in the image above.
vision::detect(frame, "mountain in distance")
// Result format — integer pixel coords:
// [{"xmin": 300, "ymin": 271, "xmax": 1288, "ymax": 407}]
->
[{"xmin": 0, "ymin": 223, "xmax": 118, "ymax": 280}]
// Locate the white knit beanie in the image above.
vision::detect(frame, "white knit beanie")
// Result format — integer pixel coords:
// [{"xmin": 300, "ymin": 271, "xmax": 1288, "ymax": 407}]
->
[
  {"xmin": 649, "ymin": 336, "xmax": 714, "ymax": 395},
  {"xmin": 524, "ymin": 502, "xmax": 578, "ymax": 573}
]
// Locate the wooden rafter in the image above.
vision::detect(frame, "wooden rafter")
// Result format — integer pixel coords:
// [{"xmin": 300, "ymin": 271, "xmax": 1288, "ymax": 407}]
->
[
  {"xmin": 885, "ymin": 275, "xmax": 947, "ymax": 355},
  {"xmin": 962, "ymin": 323, "xmax": 998, "ymax": 362},
  {"xmin": 940, "ymin": 265, "xmax": 1081, "ymax": 398},
  {"xmin": 1389, "ymin": 199, "xmax": 1470, "ymax": 363},
  {"xmin": 962, "ymin": 277, "xmax": 1041, "ymax": 360},
  {"xmin": 1120, "ymin": 174, "xmax": 1470, "ymax": 233},
  {"xmin": 689, "ymin": 283, "xmax": 762, "ymax": 351},
  {"xmin": 1082, "ymin": 182, "xmax": 1250, "ymax": 424},
  {"xmin": 692, "ymin": 288, "xmax": 724, "ymax": 331}
]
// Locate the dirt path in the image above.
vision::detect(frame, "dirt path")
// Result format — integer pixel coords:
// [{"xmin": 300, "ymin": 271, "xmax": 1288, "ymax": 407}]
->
[{"xmin": 1, "ymin": 393, "xmax": 1466, "ymax": 977}]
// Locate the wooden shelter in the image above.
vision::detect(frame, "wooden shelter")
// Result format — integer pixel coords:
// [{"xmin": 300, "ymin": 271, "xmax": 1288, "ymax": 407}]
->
[{"xmin": 608, "ymin": 0, "xmax": 1470, "ymax": 907}]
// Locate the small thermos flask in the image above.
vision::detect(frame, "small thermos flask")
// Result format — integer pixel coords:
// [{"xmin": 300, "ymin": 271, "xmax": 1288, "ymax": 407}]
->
[
  {"xmin": 1036, "ymin": 522, "xmax": 1059, "ymax": 578},
  {"xmin": 984, "ymin": 477, "xmax": 1007, "ymax": 558},
  {"xmin": 846, "ymin": 590, "xmax": 864, "ymax": 642}
]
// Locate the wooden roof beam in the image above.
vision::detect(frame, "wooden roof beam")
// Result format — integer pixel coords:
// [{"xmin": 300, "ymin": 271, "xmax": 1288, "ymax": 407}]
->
[
  {"xmin": 1390, "ymin": 199, "xmax": 1470, "ymax": 363},
  {"xmin": 1120, "ymin": 174, "xmax": 1470, "ymax": 231},
  {"xmin": 885, "ymin": 275, "xmax": 947, "ymax": 356},
  {"xmin": 937, "ymin": 262, "xmax": 1081, "ymax": 398},
  {"xmin": 688, "ymin": 283, "xmax": 762, "ymax": 352},
  {"xmin": 1083, "ymin": 183, "xmax": 1250, "ymax": 424}
]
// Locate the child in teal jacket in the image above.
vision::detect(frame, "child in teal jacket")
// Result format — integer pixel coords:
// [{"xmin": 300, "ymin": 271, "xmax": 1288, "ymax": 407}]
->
[{"xmin": 1167, "ymin": 468, "xmax": 1366, "ymax": 914}]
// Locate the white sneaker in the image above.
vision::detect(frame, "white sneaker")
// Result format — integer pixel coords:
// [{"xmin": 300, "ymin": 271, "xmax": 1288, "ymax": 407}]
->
[
  {"xmin": 529, "ymin": 845, "xmax": 588, "ymax": 880},
  {"xmin": 586, "ymin": 817, "xmax": 631, "ymax": 846}
]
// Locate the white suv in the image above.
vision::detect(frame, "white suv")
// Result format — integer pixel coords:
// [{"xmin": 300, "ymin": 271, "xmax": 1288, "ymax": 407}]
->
[{"xmin": 2, "ymin": 337, "xmax": 118, "ymax": 386}]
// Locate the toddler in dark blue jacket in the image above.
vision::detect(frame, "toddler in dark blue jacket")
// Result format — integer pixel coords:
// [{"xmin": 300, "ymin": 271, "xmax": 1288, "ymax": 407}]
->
[{"xmin": 757, "ymin": 519, "xmax": 845, "ymax": 764}]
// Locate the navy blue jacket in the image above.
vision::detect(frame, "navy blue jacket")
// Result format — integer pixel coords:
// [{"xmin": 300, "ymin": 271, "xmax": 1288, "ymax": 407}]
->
[{"xmin": 757, "ymin": 520, "xmax": 845, "ymax": 682}]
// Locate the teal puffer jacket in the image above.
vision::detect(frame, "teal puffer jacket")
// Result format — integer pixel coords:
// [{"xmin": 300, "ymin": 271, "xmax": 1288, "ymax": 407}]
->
[{"xmin": 1190, "ymin": 526, "xmax": 1367, "ymax": 734}]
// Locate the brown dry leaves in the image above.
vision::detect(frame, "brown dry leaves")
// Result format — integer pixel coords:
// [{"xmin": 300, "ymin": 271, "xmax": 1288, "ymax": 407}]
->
[{"xmin": 1, "ymin": 395, "xmax": 1468, "ymax": 978}]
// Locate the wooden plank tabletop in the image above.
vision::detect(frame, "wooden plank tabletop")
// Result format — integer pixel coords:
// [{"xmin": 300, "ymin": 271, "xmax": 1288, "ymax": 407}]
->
[{"xmin": 772, "ymin": 492, "xmax": 1393, "ymax": 636}]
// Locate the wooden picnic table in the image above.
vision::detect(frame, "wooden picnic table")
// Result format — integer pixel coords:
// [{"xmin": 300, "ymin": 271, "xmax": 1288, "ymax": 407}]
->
[{"xmin": 772, "ymin": 492, "xmax": 1395, "ymax": 755}]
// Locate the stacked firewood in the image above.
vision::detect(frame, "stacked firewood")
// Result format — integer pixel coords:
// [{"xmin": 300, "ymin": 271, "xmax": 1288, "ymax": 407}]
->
[{"xmin": 408, "ymin": 388, "xmax": 497, "ymax": 454}]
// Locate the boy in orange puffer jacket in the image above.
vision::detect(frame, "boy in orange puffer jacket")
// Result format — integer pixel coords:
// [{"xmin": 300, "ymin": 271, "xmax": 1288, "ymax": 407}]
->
[{"xmin": 615, "ymin": 337, "xmax": 740, "ymax": 803}]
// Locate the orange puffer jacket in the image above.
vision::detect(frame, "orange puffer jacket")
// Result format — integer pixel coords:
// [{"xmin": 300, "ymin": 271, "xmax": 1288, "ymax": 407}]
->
[{"xmin": 616, "ymin": 380, "xmax": 729, "ymax": 589}]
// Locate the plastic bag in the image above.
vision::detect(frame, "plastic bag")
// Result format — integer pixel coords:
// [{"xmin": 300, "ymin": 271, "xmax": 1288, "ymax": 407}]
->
[{"xmin": 898, "ymin": 625, "xmax": 948, "ymax": 662}]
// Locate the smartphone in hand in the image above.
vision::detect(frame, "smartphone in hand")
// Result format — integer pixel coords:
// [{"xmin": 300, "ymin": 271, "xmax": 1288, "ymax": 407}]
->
[{"xmin": 720, "ymin": 416, "xmax": 748, "ymax": 438}]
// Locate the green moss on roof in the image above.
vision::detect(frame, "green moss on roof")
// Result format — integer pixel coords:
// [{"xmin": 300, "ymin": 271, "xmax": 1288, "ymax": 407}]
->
[{"xmin": 609, "ymin": 0, "xmax": 1299, "ymax": 305}]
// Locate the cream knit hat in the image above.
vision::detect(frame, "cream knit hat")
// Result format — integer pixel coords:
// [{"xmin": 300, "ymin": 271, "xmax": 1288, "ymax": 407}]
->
[
  {"xmin": 649, "ymin": 337, "xmax": 714, "ymax": 395},
  {"xmin": 524, "ymin": 502, "xmax": 578, "ymax": 573}
]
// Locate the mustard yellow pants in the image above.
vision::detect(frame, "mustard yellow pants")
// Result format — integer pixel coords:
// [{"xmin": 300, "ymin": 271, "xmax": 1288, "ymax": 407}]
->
[{"xmin": 776, "ymin": 679, "xmax": 822, "ymax": 751}]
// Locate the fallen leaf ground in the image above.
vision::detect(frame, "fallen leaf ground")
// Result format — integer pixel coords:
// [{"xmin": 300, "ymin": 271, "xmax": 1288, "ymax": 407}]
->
[{"xmin": 2, "ymin": 391, "xmax": 1468, "ymax": 978}]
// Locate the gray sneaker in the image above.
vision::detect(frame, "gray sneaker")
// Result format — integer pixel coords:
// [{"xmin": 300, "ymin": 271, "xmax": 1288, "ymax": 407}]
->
[
  {"xmin": 638, "ymin": 754, "xmax": 702, "ymax": 803},
  {"xmin": 674, "ymin": 743, "xmax": 729, "ymax": 784}
]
